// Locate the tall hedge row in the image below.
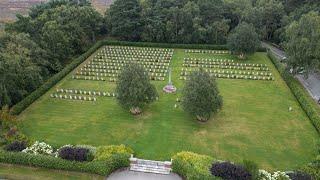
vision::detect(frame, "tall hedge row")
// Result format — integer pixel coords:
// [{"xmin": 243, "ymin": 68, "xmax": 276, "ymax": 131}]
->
[
  {"xmin": 267, "ymin": 51, "xmax": 320, "ymax": 133},
  {"xmin": 0, "ymin": 150, "xmax": 129, "ymax": 176},
  {"xmin": 101, "ymin": 40, "xmax": 266, "ymax": 52},
  {"xmin": 10, "ymin": 41, "xmax": 103, "ymax": 115}
]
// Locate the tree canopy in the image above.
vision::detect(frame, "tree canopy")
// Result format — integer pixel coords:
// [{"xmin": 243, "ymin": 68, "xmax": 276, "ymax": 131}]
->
[
  {"xmin": 181, "ymin": 69, "xmax": 223, "ymax": 122},
  {"xmin": 285, "ymin": 11, "xmax": 320, "ymax": 74},
  {"xmin": 116, "ymin": 64, "xmax": 158, "ymax": 115},
  {"xmin": 227, "ymin": 22, "xmax": 260, "ymax": 58}
]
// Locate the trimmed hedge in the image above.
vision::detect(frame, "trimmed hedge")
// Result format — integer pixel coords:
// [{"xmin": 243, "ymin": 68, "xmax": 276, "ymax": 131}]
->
[
  {"xmin": 0, "ymin": 150, "xmax": 129, "ymax": 176},
  {"xmin": 10, "ymin": 41, "xmax": 103, "ymax": 115},
  {"xmin": 172, "ymin": 151, "xmax": 217, "ymax": 180},
  {"xmin": 267, "ymin": 51, "xmax": 320, "ymax": 133},
  {"xmin": 101, "ymin": 40, "xmax": 267, "ymax": 52}
]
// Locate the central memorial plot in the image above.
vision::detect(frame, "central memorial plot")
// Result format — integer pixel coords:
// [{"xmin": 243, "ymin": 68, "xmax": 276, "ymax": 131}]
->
[{"xmin": 73, "ymin": 46, "xmax": 174, "ymax": 82}]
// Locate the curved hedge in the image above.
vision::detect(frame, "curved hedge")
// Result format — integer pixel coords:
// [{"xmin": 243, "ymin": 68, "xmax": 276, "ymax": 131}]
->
[
  {"xmin": 267, "ymin": 51, "xmax": 320, "ymax": 133},
  {"xmin": 10, "ymin": 41, "xmax": 103, "ymax": 115},
  {"xmin": 0, "ymin": 150, "xmax": 129, "ymax": 176}
]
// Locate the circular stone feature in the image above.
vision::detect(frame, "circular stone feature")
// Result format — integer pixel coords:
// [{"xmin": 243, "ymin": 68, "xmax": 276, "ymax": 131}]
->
[{"xmin": 163, "ymin": 84, "xmax": 177, "ymax": 93}]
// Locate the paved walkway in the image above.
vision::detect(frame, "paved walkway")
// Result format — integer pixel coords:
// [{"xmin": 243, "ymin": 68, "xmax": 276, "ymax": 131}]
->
[
  {"xmin": 107, "ymin": 169, "xmax": 182, "ymax": 180},
  {"xmin": 262, "ymin": 42, "xmax": 320, "ymax": 103}
]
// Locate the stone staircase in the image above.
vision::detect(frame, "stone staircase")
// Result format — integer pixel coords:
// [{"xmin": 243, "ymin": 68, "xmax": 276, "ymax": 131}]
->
[{"xmin": 129, "ymin": 155, "xmax": 172, "ymax": 175}]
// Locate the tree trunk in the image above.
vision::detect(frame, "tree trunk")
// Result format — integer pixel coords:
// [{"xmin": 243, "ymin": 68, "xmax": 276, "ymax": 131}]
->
[
  {"xmin": 130, "ymin": 107, "xmax": 142, "ymax": 115},
  {"xmin": 238, "ymin": 53, "xmax": 245, "ymax": 59},
  {"xmin": 196, "ymin": 115, "xmax": 208, "ymax": 122}
]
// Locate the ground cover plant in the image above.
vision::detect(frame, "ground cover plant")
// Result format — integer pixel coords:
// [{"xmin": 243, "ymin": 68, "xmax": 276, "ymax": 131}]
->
[{"xmin": 17, "ymin": 45, "xmax": 319, "ymax": 171}]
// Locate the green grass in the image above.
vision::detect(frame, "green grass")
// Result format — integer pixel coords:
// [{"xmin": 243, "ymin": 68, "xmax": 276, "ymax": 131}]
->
[
  {"xmin": 18, "ymin": 48, "xmax": 319, "ymax": 171},
  {"xmin": 0, "ymin": 163, "xmax": 104, "ymax": 180}
]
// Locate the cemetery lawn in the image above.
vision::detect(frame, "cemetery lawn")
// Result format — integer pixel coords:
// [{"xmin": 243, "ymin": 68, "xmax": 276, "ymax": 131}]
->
[{"xmin": 18, "ymin": 48, "xmax": 319, "ymax": 171}]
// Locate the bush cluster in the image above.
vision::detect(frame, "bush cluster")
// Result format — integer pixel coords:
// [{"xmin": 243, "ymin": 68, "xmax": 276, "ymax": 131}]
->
[
  {"xmin": 0, "ymin": 150, "xmax": 108, "ymax": 175},
  {"xmin": 172, "ymin": 151, "xmax": 214, "ymax": 180},
  {"xmin": 94, "ymin": 145, "xmax": 133, "ymax": 161},
  {"xmin": 287, "ymin": 171, "xmax": 312, "ymax": 180},
  {"xmin": 268, "ymin": 51, "xmax": 320, "ymax": 133},
  {"xmin": 10, "ymin": 41, "xmax": 103, "ymax": 115},
  {"xmin": 58, "ymin": 146, "xmax": 93, "ymax": 162},
  {"xmin": 210, "ymin": 162, "xmax": 252, "ymax": 180},
  {"xmin": 4, "ymin": 141, "xmax": 27, "ymax": 152}
]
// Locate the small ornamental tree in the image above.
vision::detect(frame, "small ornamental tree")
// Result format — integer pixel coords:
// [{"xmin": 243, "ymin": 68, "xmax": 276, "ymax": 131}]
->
[
  {"xmin": 181, "ymin": 69, "xmax": 223, "ymax": 122},
  {"xmin": 116, "ymin": 63, "xmax": 158, "ymax": 115},
  {"xmin": 227, "ymin": 22, "xmax": 260, "ymax": 59}
]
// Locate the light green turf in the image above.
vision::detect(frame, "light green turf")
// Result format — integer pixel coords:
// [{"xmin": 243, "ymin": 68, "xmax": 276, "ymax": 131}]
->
[
  {"xmin": 0, "ymin": 163, "xmax": 104, "ymax": 180},
  {"xmin": 18, "ymin": 48, "xmax": 319, "ymax": 170}
]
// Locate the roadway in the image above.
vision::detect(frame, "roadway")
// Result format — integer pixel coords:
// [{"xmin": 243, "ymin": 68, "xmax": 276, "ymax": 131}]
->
[{"xmin": 262, "ymin": 42, "xmax": 320, "ymax": 104}]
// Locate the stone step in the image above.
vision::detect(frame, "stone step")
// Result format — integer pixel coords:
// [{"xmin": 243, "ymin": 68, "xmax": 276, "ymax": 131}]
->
[{"xmin": 130, "ymin": 165, "xmax": 171, "ymax": 175}]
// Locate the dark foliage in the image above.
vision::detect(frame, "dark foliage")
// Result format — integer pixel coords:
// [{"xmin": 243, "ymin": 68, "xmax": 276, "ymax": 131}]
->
[
  {"xmin": 210, "ymin": 162, "xmax": 252, "ymax": 180},
  {"xmin": 0, "ymin": 150, "xmax": 130, "ymax": 176},
  {"xmin": 287, "ymin": 171, "xmax": 312, "ymax": 180},
  {"xmin": 4, "ymin": 141, "xmax": 27, "ymax": 152},
  {"xmin": 58, "ymin": 146, "xmax": 91, "ymax": 162}
]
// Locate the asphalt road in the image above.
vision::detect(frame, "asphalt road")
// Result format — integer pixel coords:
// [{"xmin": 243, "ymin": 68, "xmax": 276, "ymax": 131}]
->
[{"xmin": 262, "ymin": 42, "xmax": 320, "ymax": 103}]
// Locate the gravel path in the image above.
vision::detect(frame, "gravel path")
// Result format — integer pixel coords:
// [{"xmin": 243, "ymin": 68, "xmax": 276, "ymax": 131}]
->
[{"xmin": 107, "ymin": 169, "xmax": 182, "ymax": 180}]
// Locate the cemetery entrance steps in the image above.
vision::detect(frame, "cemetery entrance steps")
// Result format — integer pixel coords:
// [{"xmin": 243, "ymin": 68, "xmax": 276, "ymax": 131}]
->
[{"xmin": 129, "ymin": 155, "xmax": 172, "ymax": 175}]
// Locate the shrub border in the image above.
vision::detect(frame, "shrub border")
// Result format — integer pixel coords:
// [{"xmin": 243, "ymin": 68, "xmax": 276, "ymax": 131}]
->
[
  {"xmin": 10, "ymin": 40, "xmax": 266, "ymax": 115},
  {"xmin": 267, "ymin": 51, "xmax": 320, "ymax": 133},
  {"xmin": 0, "ymin": 150, "xmax": 130, "ymax": 176}
]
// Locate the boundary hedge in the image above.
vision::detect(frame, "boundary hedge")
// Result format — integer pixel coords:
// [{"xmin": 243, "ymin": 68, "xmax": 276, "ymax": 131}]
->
[
  {"xmin": 101, "ymin": 40, "xmax": 267, "ymax": 52},
  {"xmin": 0, "ymin": 150, "xmax": 129, "ymax": 176},
  {"xmin": 10, "ymin": 40, "xmax": 266, "ymax": 115},
  {"xmin": 268, "ymin": 51, "xmax": 320, "ymax": 133},
  {"xmin": 10, "ymin": 41, "xmax": 103, "ymax": 115}
]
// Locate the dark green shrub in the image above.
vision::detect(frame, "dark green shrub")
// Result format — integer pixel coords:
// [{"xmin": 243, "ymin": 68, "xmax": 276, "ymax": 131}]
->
[
  {"xmin": 267, "ymin": 51, "xmax": 320, "ymax": 133},
  {"xmin": 58, "ymin": 146, "xmax": 91, "ymax": 162},
  {"xmin": 287, "ymin": 171, "xmax": 312, "ymax": 180},
  {"xmin": 172, "ymin": 151, "xmax": 216, "ymax": 180},
  {"xmin": 4, "ymin": 141, "xmax": 27, "ymax": 152},
  {"xmin": 210, "ymin": 162, "xmax": 252, "ymax": 180}
]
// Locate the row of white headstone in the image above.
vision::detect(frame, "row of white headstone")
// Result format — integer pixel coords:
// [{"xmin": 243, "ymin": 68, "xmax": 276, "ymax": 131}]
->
[
  {"xmin": 101, "ymin": 51, "xmax": 173, "ymax": 56},
  {"xmin": 184, "ymin": 59, "xmax": 267, "ymax": 67},
  {"xmin": 72, "ymin": 76, "xmax": 106, "ymax": 81},
  {"xmin": 94, "ymin": 57, "xmax": 171, "ymax": 63},
  {"xmin": 185, "ymin": 49, "xmax": 229, "ymax": 54},
  {"xmin": 56, "ymin": 89, "xmax": 116, "ymax": 97},
  {"xmin": 184, "ymin": 58, "xmax": 234, "ymax": 62},
  {"xmin": 89, "ymin": 61, "xmax": 170, "ymax": 67},
  {"xmin": 81, "ymin": 67, "xmax": 167, "ymax": 73},
  {"xmin": 180, "ymin": 74, "xmax": 274, "ymax": 81},
  {"xmin": 181, "ymin": 69, "xmax": 272, "ymax": 76},
  {"xmin": 76, "ymin": 71, "xmax": 166, "ymax": 78},
  {"xmin": 50, "ymin": 94, "xmax": 97, "ymax": 101},
  {"xmin": 183, "ymin": 64, "xmax": 270, "ymax": 71},
  {"xmin": 104, "ymin": 46, "xmax": 173, "ymax": 52}
]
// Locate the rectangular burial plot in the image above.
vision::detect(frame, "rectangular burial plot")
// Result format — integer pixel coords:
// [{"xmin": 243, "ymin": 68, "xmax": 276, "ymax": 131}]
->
[{"xmin": 18, "ymin": 47, "xmax": 319, "ymax": 171}]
